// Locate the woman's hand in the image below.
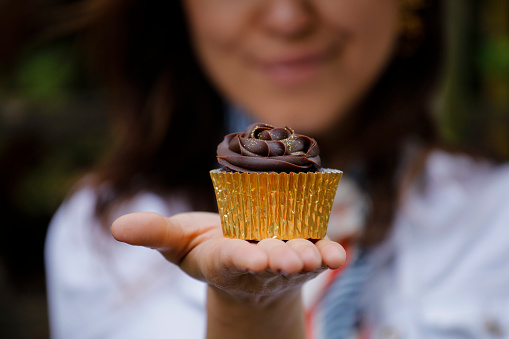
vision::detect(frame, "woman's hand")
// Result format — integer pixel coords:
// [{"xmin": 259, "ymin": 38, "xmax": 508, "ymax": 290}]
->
[
  {"xmin": 111, "ymin": 212, "xmax": 345, "ymax": 298},
  {"xmin": 111, "ymin": 212, "xmax": 346, "ymax": 339}
]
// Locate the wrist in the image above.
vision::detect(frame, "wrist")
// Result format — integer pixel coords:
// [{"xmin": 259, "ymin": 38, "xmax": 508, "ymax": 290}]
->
[{"xmin": 207, "ymin": 285, "xmax": 305, "ymax": 339}]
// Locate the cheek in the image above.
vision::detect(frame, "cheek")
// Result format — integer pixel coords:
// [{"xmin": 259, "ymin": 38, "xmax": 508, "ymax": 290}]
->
[
  {"xmin": 184, "ymin": 1, "xmax": 262, "ymax": 116},
  {"xmin": 333, "ymin": 0, "xmax": 399, "ymax": 87},
  {"xmin": 183, "ymin": 1, "xmax": 248, "ymax": 73}
]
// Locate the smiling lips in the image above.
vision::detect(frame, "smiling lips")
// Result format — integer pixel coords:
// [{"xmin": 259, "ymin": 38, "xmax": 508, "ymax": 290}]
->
[{"xmin": 249, "ymin": 43, "xmax": 340, "ymax": 86}]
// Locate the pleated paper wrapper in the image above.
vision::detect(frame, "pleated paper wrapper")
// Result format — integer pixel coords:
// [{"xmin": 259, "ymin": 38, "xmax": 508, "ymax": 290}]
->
[{"xmin": 210, "ymin": 169, "xmax": 342, "ymax": 240}]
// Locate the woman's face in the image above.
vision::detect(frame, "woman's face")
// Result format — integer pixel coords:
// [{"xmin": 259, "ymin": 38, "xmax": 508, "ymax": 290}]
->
[{"xmin": 183, "ymin": 0, "xmax": 399, "ymax": 134}]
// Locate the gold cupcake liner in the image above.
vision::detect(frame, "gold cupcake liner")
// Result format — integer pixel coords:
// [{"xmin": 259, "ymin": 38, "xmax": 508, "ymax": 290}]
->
[{"xmin": 210, "ymin": 169, "xmax": 342, "ymax": 240}]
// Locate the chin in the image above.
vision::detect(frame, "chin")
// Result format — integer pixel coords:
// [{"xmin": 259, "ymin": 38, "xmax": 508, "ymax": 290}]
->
[{"xmin": 247, "ymin": 100, "xmax": 345, "ymax": 136}]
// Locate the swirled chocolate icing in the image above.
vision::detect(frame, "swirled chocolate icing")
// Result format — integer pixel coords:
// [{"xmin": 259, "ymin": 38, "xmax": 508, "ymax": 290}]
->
[{"xmin": 217, "ymin": 123, "xmax": 321, "ymax": 173}]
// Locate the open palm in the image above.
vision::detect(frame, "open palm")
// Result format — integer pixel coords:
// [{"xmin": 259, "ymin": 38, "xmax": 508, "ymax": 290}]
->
[{"xmin": 111, "ymin": 212, "xmax": 346, "ymax": 299}]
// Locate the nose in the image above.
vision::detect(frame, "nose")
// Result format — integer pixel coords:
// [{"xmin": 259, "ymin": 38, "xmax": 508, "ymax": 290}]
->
[{"xmin": 260, "ymin": 0, "xmax": 315, "ymax": 39}]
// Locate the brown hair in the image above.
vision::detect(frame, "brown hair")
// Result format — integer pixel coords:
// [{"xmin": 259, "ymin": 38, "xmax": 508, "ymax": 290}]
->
[
  {"xmin": 325, "ymin": 1, "xmax": 444, "ymax": 245},
  {"xmin": 57, "ymin": 0, "xmax": 227, "ymax": 218},
  {"xmin": 7, "ymin": 0, "xmax": 444, "ymax": 245}
]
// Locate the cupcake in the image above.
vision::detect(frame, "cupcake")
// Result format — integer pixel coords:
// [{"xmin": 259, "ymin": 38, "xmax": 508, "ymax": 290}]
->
[{"xmin": 210, "ymin": 123, "xmax": 342, "ymax": 240}]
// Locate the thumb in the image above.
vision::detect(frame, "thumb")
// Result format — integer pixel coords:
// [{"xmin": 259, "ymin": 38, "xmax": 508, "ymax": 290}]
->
[{"xmin": 111, "ymin": 212, "xmax": 221, "ymax": 266}]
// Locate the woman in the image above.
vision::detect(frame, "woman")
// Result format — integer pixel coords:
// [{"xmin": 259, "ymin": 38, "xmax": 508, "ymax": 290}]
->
[{"xmin": 44, "ymin": 0, "xmax": 509, "ymax": 338}]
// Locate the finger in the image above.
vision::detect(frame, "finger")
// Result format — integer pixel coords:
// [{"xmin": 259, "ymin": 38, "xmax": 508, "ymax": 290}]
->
[
  {"xmin": 111, "ymin": 212, "xmax": 221, "ymax": 265},
  {"xmin": 315, "ymin": 239, "xmax": 346, "ymax": 269},
  {"xmin": 111, "ymin": 212, "xmax": 169, "ymax": 247},
  {"xmin": 257, "ymin": 238, "xmax": 303, "ymax": 274},
  {"xmin": 286, "ymin": 239, "xmax": 322, "ymax": 272},
  {"xmin": 209, "ymin": 239, "xmax": 268, "ymax": 275}
]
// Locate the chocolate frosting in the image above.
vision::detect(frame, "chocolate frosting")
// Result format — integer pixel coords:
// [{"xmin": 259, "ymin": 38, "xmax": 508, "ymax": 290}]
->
[{"xmin": 217, "ymin": 123, "xmax": 321, "ymax": 173}]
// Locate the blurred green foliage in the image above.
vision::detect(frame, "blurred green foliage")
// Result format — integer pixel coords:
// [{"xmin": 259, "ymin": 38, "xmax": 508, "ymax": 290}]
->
[
  {"xmin": 1, "ymin": 40, "xmax": 106, "ymax": 217},
  {"xmin": 480, "ymin": 36, "xmax": 509, "ymax": 77},
  {"xmin": 16, "ymin": 47, "xmax": 76, "ymax": 104},
  {"xmin": 439, "ymin": 0, "xmax": 509, "ymax": 159}
]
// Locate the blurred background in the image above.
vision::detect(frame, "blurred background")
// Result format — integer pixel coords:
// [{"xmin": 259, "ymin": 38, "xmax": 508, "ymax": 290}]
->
[{"xmin": 0, "ymin": 0, "xmax": 508, "ymax": 338}]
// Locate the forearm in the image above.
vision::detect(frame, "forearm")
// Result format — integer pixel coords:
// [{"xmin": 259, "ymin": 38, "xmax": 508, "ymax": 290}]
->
[{"xmin": 206, "ymin": 285, "xmax": 306, "ymax": 339}]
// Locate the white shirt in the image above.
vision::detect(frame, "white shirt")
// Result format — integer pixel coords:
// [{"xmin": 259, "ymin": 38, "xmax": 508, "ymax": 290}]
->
[
  {"xmin": 45, "ymin": 151, "xmax": 509, "ymax": 338},
  {"xmin": 364, "ymin": 151, "xmax": 509, "ymax": 338},
  {"xmin": 45, "ymin": 189, "xmax": 207, "ymax": 339}
]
